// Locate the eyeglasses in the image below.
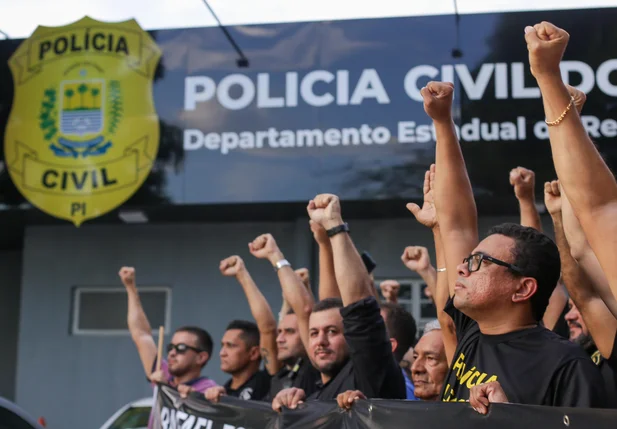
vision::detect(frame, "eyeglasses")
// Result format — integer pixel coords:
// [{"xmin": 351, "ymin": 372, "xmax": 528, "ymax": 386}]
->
[
  {"xmin": 166, "ymin": 343, "xmax": 203, "ymax": 354},
  {"xmin": 463, "ymin": 253, "xmax": 522, "ymax": 274}
]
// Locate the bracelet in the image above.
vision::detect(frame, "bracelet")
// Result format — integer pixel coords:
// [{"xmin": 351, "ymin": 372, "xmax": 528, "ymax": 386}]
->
[
  {"xmin": 326, "ymin": 223, "xmax": 350, "ymax": 238},
  {"xmin": 545, "ymin": 96, "xmax": 574, "ymax": 127},
  {"xmin": 274, "ymin": 259, "xmax": 291, "ymax": 272},
  {"xmin": 437, "ymin": 268, "xmax": 447, "ymax": 272}
]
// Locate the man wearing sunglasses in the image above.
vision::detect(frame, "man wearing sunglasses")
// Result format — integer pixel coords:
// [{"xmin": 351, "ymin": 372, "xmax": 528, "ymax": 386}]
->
[
  {"xmin": 418, "ymin": 81, "xmax": 606, "ymax": 410},
  {"xmin": 119, "ymin": 267, "xmax": 217, "ymax": 393}
]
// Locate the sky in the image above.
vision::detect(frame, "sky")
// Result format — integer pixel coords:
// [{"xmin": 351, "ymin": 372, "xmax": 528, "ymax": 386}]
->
[{"xmin": 1, "ymin": 0, "xmax": 617, "ymax": 39}]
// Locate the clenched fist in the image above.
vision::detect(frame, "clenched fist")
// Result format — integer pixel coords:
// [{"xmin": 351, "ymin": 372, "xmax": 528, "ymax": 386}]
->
[
  {"xmin": 249, "ymin": 234, "xmax": 283, "ymax": 264},
  {"xmin": 401, "ymin": 246, "xmax": 431, "ymax": 273},
  {"xmin": 220, "ymin": 256, "xmax": 246, "ymax": 277},
  {"xmin": 295, "ymin": 268, "xmax": 310, "ymax": 288},
  {"xmin": 469, "ymin": 381, "xmax": 509, "ymax": 415},
  {"xmin": 421, "ymin": 82, "xmax": 454, "ymax": 123},
  {"xmin": 380, "ymin": 280, "xmax": 400, "ymax": 304},
  {"xmin": 509, "ymin": 167, "xmax": 535, "ymax": 201},
  {"xmin": 119, "ymin": 267, "xmax": 136, "ymax": 289},
  {"xmin": 544, "ymin": 180, "xmax": 562, "ymax": 216},
  {"xmin": 307, "ymin": 194, "xmax": 344, "ymax": 231},
  {"xmin": 524, "ymin": 22, "xmax": 569, "ymax": 80}
]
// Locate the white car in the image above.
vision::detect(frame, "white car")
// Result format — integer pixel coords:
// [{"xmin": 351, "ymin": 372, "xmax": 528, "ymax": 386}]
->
[{"xmin": 99, "ymin": 397, "xmax": 153, "ymax": 429}]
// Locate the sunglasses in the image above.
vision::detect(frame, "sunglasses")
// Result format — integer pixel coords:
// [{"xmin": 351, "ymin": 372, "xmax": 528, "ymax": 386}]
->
[
  {"xmin": 166, "ymin": 343, "xmax": 203, "ymax": 354},
  {"xmin": 463, "ymin": 253, "xmax": 522, "ymax": 274}
]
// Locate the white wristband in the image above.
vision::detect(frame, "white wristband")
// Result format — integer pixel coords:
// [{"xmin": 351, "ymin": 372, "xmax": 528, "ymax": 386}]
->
[
  {"xmin": 437, "ymin": 267, "xmax": 447, "ymax": 272},
  {"xmin": 274, "ymin": 259, "xmax": 291, "ymax": 272}
]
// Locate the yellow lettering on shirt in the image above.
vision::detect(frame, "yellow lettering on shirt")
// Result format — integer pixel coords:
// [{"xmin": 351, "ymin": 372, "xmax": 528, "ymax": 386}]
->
[{"xmin": 442, "ymin": 352, "xmax": 499, "ymax": 402}]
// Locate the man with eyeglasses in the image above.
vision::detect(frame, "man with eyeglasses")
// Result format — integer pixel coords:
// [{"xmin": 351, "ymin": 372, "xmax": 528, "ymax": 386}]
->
[
  {"xmin": 418, "ymin": 81, "xmax": 606, "ymax": 410},
  {"xmin": 119, "ymin": 267, "xmax": 217, "ymax": 394}
]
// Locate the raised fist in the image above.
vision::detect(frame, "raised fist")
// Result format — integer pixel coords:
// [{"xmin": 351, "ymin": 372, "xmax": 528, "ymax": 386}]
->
[
  {"xmin": 249, "ymin": 234, "xmax": 280, "ymax": 260},
  {"xmin": 295, "ymin": 268, "xmax": 310, "ymax": 288},
  {"xmin": 509, "ymin": 167, "xmax": 535, "ymax": 201},
  {"xmin": 309, "ymin": 220, "xmax": 329, "ymax": 246},
  {"xmin": 421, "ymin": 82, "xmax": 454, "ymax": 122},
  {"xmin": 524, "ymin": 22, "xmax": 569, "ymax": 79},
  {"xmin": 544, "ymin": 180, "xmax": 562, "ymax": 216},
  {"xmin": 307, "ymin": 194, "xmax": 343, "ymax": 231},
  {"xmin": 401, "ymin": 246, "xmax": 431, "ymax": 273},
  {"xmin": 380, "ymin": 280, "xmax": 400, "ymax": 303},
  {"xmin": 566, "ymin": 84, "xmax": 586, "ymax": 114},
  {"xmin": 407, "ymin": 165, "xmax": 437, "ymax": 229},
  {"xmin": 220, "ymin": 256, "xmax": 246, "ymax": 277},
  {"xmin": 119, "ymin": 267, "xmax": 136, "ymax": 288}
]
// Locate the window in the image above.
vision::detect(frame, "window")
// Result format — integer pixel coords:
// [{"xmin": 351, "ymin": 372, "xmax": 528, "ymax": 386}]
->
[
  {"xmin": 376, "ymin": 278, "xmax": 436, "ymax": 332},
  {"xmin": 71, "ymin": 287, "xmax": 171, "ymax": 335}
]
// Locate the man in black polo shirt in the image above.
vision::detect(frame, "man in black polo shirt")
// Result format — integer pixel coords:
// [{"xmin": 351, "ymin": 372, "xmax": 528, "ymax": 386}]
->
[
  {"xmin": 251, "ymin": 194, "xmax": 404, "ymax": 411},
  {"xmin": 205, "ymin": 321, "xmax": 271, "ymax": 401},
  {"xmin": 420, "ymin": 80, "xmax": 606, "ymax": 408}
]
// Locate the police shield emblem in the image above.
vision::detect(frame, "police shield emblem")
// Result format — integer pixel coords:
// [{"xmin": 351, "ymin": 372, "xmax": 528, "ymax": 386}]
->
[{"xmin": 4, "ymin": 16, "xmax": 161, "ymax": 226}]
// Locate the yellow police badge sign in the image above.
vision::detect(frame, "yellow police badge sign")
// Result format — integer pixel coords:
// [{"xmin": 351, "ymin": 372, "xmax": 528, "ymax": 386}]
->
[{"xmin": 5, "ymin": 16, "xmax": 161, "ymax": 226}]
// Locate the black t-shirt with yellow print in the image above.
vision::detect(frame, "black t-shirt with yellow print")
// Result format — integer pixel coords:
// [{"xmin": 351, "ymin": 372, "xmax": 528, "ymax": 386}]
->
[
  {"xmin": 589, "ymin": 331, "xmax": 617, "ymax": 408},
  {"xmin": 441, "ymin": 297, "xmax": 607, "ymax": 407}
]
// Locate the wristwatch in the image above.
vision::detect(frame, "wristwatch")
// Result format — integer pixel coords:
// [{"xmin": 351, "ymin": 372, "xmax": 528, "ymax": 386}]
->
[
  {"xmin": 274, "ymin": 259, "xmax": 291, "ymax": 272},
  {"xmin": 326, "ymin": 223, "xmax": 350, "ymax": 237}
]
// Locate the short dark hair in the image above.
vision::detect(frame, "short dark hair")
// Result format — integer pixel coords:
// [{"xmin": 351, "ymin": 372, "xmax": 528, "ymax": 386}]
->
[
  {"xmin": 175, "ymin": 326, "xmax": 214, "ymax": 357},
  {"xmin": 285, "ymin": 308, "xmax": 295, "ymax": 316},
  {"xmin": 381, "ymin": 302, "xmax": 417, "ymax": 362},
  {"xmin": 312, "ymin": 298, "xmax": 344, "ymax": 313},
  {"xmin": 487, "ymin": 223, "xmax": 561, "ymax": 322},
  {"xmin": 226, "ymin": 320, "xmax": 260, "ymax": 349}
]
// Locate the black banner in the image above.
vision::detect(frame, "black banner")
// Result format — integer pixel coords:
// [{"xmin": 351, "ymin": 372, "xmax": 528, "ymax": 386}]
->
[{"xmin": 152, "ymin": 385, "xmax": 617, "ymax": 429}]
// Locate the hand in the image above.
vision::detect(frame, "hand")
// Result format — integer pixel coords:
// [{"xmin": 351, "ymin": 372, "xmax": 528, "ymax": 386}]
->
[
  {"xmin": 380, "ymin": 280, "xmax": 400, "ymax": 303},
  {"xmin": 249, "ymin": 234, "xmax": 282, "ymax": 263},
  {"xmin": 567, "ymin": 84, "xmax": 586, "ymax": 114},
  {"xmin": 544, "ymin": 180, "xmax": 562, "ymax": 216},
  {"xmin": 272, "ymin": 387, "xmax": 306, "ymax": 412},
  {"xmin": 407, "ymin": 164, "xmax": 437, "ymax": 229},
  {"xmin": 149, "ymin": 370, "xmax": 166, "ymax": 384},
  {"xmin": 295, "ymin": 268, "xmax": 310, "ymax": 288},
  {"xmin": 309, "ymin": 220, "xmax": 330, "ymax": 246},
  {"xmin": 469, "ymin": 381, "xmax": 509, "ymax": 415},
  {"xmin": 307, "ymin": 194, "xmax": 344, "ymax": 231},
  {"xmin": 336, "ymin": 390, "xmax": 366, "ymax": 411},
  {"xmin": 421, "ymin": 82, "xmax": 454, "ymax": 122},
  {"xmin": 509, "ymin": 167, "xmax": 535, "ymax": 201},
  {"xmin": 205, "ymin": 386, "xmax": 227, "ymax": 403},
  {"xmin": 177, "ymin": 384, "xmax": 195, "ymax": 399},
  {"xmin": 524, "ymin": 22, "xmax": 569, "ymax": 79},
  {"xmin": 401, "ymin": 246, "xmax": 431, "ymax": 273},
  {"xmin": 119, "ymin": 267, "xmax": 136, "ymax": 289},
  {"xmin": 219, "ymin": 255, "xmax": 246, "ymax": 277}
]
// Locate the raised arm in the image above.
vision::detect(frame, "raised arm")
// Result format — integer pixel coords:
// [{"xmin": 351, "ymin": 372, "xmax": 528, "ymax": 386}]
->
[
  {"xmin": 279, "ymin": 268, "xmax": 313, "ymax": 320},
  {"xmin": 249, "ymin": 234, "xmax": 314, "ymax": 354},
  {"xmin": 401, "ymin": 246, "xmax": 437, "ymax": 301},
  {"xmin": 407, "ymin": 166, "xmax": 457, "ymax": 364},
  {"xmin": 545, "ymin": 181, "xmax": 617, "ymax": 359},
  {"xmin": 220, "ymin": 255, "xmax": 281, "ymax": 375},
  {"xmin": 561, "ymin": 186, "xmax": 617, "ymax": 318},
  {"xmin": 307, "ymin": 194, "xmax": 373, "ymax": 306},
  {"xmin": 526, "ymin": 21, "xmax": 617, "ymax": 305},
  {"xmin": 309, "ymin": 220, "xmax": 341, "ymax": 300},
  {"xmin": 510, "ymin": 167, "xmax": 542, "ymax": 231},
  {"xmin": 119, "ymin": 267, "xmax": 157, "ymax": 378},
  {"xmin": 421, "ymin": 83, "xmax": 478, "ymax": 295}
]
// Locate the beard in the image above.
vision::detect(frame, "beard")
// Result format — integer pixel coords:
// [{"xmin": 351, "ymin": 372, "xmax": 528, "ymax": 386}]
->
[
  {"xmin": 317, "ymin": 356, "xmax": 349, "ymax": 378},
  {"xmin": 572, "ymin": 331, "xmax": 595, "ymax": 352}
]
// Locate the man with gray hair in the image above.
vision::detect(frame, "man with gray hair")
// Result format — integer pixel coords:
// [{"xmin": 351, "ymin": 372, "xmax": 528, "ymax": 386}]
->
[{"xmin": 411, "ymin": 320, "xmax": 448, "ymax": 401}]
